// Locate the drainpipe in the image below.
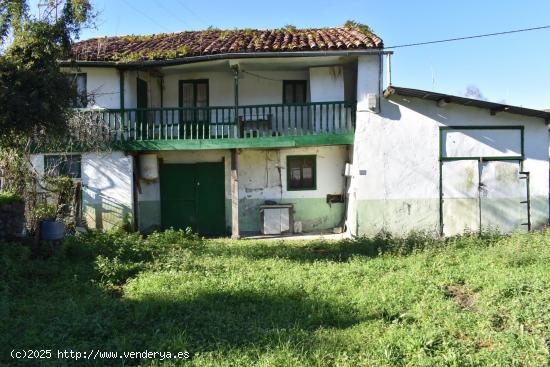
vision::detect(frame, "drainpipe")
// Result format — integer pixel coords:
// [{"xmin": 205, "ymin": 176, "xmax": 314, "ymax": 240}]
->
[
  {"xmin": 386, "ymin": 53, "xmax": 392, "ymax": 87},
  {"xmin": 378, "ymin": 53, "xmax": 383, "ymax": 109},
  {"xmin": 342, "ymin": 145, "xmax": 351, "ymax": 235},
  {"xmin": 230, "ymin": 65, "xmax": 240, "ymax": 238},
  {"xmin": 231, "ymin": 149, "xmax": 240, "ymax": 239}
]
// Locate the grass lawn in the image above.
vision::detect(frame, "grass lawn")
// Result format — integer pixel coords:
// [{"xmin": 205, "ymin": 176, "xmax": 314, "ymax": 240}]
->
[{"xmin": 1, "ymin": 229, "xmax": 549, "ymax": 366}]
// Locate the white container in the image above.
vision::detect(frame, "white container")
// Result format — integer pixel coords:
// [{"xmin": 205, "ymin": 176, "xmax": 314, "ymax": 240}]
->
[
  {"xmin": 344, "ymin": 163, "xmax": 352, "ymax": 177},
  {"xmin": 260, "ymin": 204, "xmax": 293, "ymax": 235},
  {"xmin": 139, "ymin": 154, "xmax": 158, "ymax": 181},
  {"xmin": 367, "ymin": 93, "xmax": 378, "ymax": 111}
]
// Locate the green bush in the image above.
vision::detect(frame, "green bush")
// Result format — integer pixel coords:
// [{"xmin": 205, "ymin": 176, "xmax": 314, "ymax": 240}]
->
[
  {"xmin": 34, "ymin": 202, "xmax": 57, "ymax": 221},
  {"xmin": 0, "ymin": 242, "xmax": 31, "ymax": 283},
  {"xmin": 147, "ymin": 227, "xmax": 203, "ymax": 249},
  {"xmin": 94, "ymin": 255, "xmax": 145, "ymax": 286},
  {"xmin": 346, "ymin": 229, "xmax": 504, "ymax": 257},
  {"xmin": 0, "ymin": 191, "xmax": 23, "ymax": 206},
  {"xmin": 63, "ymin": 227, "xmax": 204, "ymax": 286}
]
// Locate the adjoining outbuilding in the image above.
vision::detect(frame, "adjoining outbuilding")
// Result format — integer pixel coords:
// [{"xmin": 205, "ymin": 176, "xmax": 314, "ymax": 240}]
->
[{"xmin": 347, "ymin": 85, "xmax": 549, "ymax": 236}]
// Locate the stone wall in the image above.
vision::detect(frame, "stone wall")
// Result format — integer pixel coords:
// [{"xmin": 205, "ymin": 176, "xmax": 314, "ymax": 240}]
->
[{"xmin": 0, "ymin": 201, "xmax": 25, "ymax": 242}]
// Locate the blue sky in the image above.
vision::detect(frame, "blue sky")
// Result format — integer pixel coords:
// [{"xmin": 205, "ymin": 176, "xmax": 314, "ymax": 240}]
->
[{"xmin": 31, "ymin": 0, "xmax": 550, "ymax": 109}]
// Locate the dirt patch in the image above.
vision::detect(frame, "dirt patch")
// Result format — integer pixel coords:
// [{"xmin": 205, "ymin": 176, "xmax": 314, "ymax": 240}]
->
[
  {"xmin": 476, "ymin": 339, "xmax": 495, "ymax": 351},
  {"xmin": 109, "ymin": 285, "xmax": 124, "ymax": 299},
  {"xmin": 443, "ymin": 284, "xmax": 478, "ymax": 311}
]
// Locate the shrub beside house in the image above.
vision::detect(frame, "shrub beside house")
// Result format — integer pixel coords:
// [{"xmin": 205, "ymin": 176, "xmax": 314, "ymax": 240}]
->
[{"xmin": 0, "ymin": 192, "xmax": 25, "ymax": 241}]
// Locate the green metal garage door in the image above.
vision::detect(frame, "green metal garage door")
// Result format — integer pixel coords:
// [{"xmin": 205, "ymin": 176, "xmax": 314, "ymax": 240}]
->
[{"xmin": 160, "ymin": 162, "xmax": 225, "ymax": 236}]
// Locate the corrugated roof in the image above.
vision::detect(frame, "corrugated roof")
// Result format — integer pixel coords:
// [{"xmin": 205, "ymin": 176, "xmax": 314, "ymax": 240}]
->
[
  {"xmin": 384, "ymin": 86, "xmax": 550, "ymax": 120},
  {"xmin": 70, "ymin": 26, "xmax": 383, "ymax": 64}
]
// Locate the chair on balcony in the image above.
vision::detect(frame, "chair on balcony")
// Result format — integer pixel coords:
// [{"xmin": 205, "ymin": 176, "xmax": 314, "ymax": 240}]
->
[{"xmin": 239, "ymin": 114, "xmax": 273, "ymax": 138}]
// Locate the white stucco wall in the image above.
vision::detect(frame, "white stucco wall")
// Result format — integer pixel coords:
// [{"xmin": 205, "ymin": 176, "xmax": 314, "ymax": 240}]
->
[
  {"xmin": 442, "ymin": 129, "xmax": 523, "ymax": 158},
  {"xmin": 237, "ymin": 146, "xmax": 348, "ymax": 199},
  {"xmin": 240, "ymin": 70, "xmax": 309, "ymax": 105},
  {"xmin": 347, "ymin": 54, "xmax": 549, "ymax": 236},
  {"xmin": 68, "ymin": 66, "xmax": 336, "ymax": 110},
  {"xmin": 309, "ymin": 66, "xmax": 344, "ymax": 102},
  {"xmin": 81, "ymin": 151, "xmax": 134, "ymax": 229},
  {"xmin": 356, "ymin": 56, "xmax": 380, "ymax": 112},
  {"xmin": 346, "ymin": 55, "xmax": 381, "ymax": 234},
  {"xmin": 136, "ymin": 145, "xmax": 348, "ymax": 233},
  {"xmin": 124, "ymin": 70, "xmax": 162, "ymax": 109},
  {"xmin": 28, "ymin": 151, "xmax": 134, "ymax": 230},
  {"xmin": 162, "ymin": 70, "xmax": 309, "ymax": 107},
  {"xmin": 61, "ymin": 67, "xmax": 121, "ymax": 109}
]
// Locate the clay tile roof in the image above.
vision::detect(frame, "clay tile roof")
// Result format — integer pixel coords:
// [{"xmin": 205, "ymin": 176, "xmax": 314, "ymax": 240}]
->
[{"xmin": 70, "ymin": 26, "xmax": 383, "ymax": 63}]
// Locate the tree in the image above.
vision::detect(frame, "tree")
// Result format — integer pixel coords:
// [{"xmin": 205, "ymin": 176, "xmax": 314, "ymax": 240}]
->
[
  {"xmin": 0, "ymin": 0, "xmax": 94, "ymax": 148},
  {"xmin": 0, "ymin": 1, "xmax": 95, "ymax": 235},
  {"xmin": 464, "ymin": 85, "xmax": 486, "ymax": 101}
]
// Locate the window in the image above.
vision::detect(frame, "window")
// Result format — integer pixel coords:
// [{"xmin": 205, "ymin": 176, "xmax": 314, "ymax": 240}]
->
[
  {"xmin": 283, "ymin": 80, "xmax": 307, "ymax": 104},
  {"xmin": 44, "ymin": 155, "xmax": 81, "ymax": 179},
  {"xmin": 67, "ymin": 73, "xmax": 87, "ymax": 108},
  {"xmin": 179, "ymin": 79, "xmax": 209, "ymax": 123},
  {"xmin": 287, "ymin": 155, "xmax": 316, "ymax": 190}
]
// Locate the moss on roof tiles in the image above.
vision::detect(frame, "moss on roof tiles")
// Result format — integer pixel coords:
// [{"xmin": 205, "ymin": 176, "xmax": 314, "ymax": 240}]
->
[{"xmin": 70, "ymin": 24, "xmax": 383, "ymax": 63}]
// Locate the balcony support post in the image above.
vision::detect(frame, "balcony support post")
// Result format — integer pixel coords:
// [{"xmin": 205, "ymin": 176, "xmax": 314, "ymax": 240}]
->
[
  {"xmin": 118, "ymin": 69, "xmax": 125, "ymax": 128},
  {"xmin": 232, "ymin": 65, "xmax": 239, "ymax": 137},
  {"xmin": 231, "ymin": 148, "xmax": 240, "ymax": 239}
]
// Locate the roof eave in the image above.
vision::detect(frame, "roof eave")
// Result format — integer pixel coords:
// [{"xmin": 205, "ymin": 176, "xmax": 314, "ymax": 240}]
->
[
  {"xmin": 384, "ymin": 86, "xmax": 550, "ymax": 121},
  {"xmin": 60, "ymin": 49, "xmax": 391, "ymax": 68}
]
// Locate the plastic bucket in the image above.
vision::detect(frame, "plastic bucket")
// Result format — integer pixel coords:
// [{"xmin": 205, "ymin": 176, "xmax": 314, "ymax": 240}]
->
[{"xmin": 40, "ymin": 220, "xmax": 65, "ymax": 241}]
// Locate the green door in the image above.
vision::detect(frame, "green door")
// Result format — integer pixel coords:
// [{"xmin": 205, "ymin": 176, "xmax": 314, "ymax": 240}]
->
[
  {"xmin": 160, "ymin": 162, "xmax": 225, "ymax": 236},
  {"xmin": 196, "ymin": 162, "xmax": 225, "ymax": 236}
]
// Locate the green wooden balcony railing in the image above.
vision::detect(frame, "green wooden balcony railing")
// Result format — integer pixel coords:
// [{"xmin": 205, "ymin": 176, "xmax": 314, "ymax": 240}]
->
[{"xmin": 72, "ymin": 101, "xmax": 356, "ymax": 142}]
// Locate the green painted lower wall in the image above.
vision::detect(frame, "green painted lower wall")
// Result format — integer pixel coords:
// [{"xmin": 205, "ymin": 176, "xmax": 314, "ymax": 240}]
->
[
  {"xmin": 354, "ymin": 199, "xmax": 440, "ymax": 236},
  {"xmin": 528, "ymin": 196, "xmax": 548, "ymax": 229},
  {"xmin": 138, "ymin": 195, "xmax": 548, "ymax": 236},
  {"xmin": 291, "ymin": 199, "xmax": 345, "ymax": 232},
  {"xmin": 137, "ymin": 198, "xmax": 344, "ymax": 234},
  {"xmin": 353, "ymin": 196, "xmax": 549, "ymax": 236},
  {"xmin": 82, "ymin": 194, "xmax": 133, "ymax": 230},
  {"xmin": 442, "ymin": 198, "xmax": 481, "ymax": 236},
  {"xmin": 231, "ymin": 198, "xmax": 345, "ymax": 233}
]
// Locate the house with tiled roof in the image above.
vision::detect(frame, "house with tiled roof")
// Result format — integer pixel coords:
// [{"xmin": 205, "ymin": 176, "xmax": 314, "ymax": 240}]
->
[{"xmin": 31, "ymin": 24, "xmax": 550, "ymax": 237}]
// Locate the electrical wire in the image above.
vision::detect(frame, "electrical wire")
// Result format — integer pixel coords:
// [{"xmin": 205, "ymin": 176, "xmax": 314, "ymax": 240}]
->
[
  {"xmin": 120, "ymin": 0, "xmax": 171, "ymax": 32},
  {"xmin": 175, "ymin": 0, "xmax": 209, "ymax": 27},
  {"xmin": 152, "ymin": 0, "xmax": 190, "ymax": 30},
  {"xmin": 241, "ymin": 70, "xmax": 286, "ymax": 82},
  {"xmin": 385, "ymin": 25, "xmax": 550, "ymax": 49}
]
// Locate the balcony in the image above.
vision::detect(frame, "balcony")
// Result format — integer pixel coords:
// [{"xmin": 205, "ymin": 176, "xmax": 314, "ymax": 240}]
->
[{"xmin": 74, "ymin": 101, "xmax": 356, "ymax": 150}]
